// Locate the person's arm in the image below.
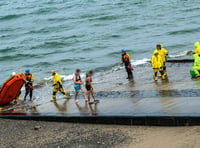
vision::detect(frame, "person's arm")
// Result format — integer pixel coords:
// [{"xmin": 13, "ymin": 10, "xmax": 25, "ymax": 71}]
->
[
  {"xmin": 121, "ymin": 56, "xmax": 124, "ymax": 66},
  {"xmin": 31, "ymin": 74, "xmax": 34, "ymax": 82},
  {"xmin": 73, "ymin": 76, "xmax": 81, "ymax": 84}
]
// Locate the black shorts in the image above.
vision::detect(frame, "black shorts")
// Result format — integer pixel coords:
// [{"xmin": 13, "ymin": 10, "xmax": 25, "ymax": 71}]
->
[{"xmin": 86, "ymin": 85, "xmax": 91, "ymax": 91}]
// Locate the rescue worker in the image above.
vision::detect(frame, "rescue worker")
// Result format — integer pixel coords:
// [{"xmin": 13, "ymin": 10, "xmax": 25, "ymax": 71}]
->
[
  {"xmin": 121, "ymin": 49, "xmax": 133, "ymax": 79},
  {"xmin": 73, "ymin": 69, "xmax": 87, "ymax": 103},
  {"xmin": 51, "ymin": 71, "xmax": 70, "ymax": 102},
  {"xmin": 193, "ymin": 53, "xmax": 200, "ymax": 77},
  {"xmin": 85, "ymin": 71, "xmax": 99, "ymax": 104},
  {"xmin": 155, "ymin": 44, "xmax": 168, "ymax": 76},
  {"xmin": 194, "ymin": 41, "xmax": 200, "ymax": 54},
  {"xmin": 11, "ymin": 72, "xmax": 21, "ymax": 103},
  {"xmin": 24, "ymin": 69, "xmax": 34, "ymax": 101},
  {"xmin": 151, "ymin": 50, "xmax": 165, "ymax": 81}
]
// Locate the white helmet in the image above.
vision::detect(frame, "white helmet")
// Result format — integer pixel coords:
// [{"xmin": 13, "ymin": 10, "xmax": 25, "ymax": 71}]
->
[{"xmin": 12, "ymin": 72, "xmax": 16, "ymax": 75}]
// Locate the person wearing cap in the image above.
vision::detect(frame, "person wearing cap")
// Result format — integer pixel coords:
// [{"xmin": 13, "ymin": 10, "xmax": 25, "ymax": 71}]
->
[
  {"xmin": 24, "ymin": 69, "xmax": 34, "ymax": 101},
  {"xmin": 151, "ymin": 50, "xmax": 164, "ymax": 81},
  {"xmin": 193, "ymin": 53, "xmax": 200, "ymax": 77},
  {"xmin": 155, "ymin": 44, "xmax": 168, "ymax": 77},
  {"xmin": 194, "ymin": 41, "xmax": 200, "ymax": 54},
  {"xmin": 51, "ymin": 71, "xmax": 70, "ymax": 102},
  {"xmin": 121, "ymin": 49, "xmax": 133, "ymax": 79}
]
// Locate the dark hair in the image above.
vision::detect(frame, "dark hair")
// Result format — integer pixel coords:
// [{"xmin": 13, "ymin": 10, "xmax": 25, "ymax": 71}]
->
[
  {"xmin": 89, "ymin": 70, "xmax": 93, "ymax": 74},
  {"xmin": 76, "ymin": 69, "xmax": 80, "ymax": 73}
]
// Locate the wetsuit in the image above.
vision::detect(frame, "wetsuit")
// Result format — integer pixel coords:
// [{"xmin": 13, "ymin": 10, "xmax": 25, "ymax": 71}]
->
[
  {"xmin": 24, "ymin": 73, "xmax": 34, "ymax": 100},
  {"xmin": 122, "ymin": 53, "xmax": 133, "ymax": 79}
]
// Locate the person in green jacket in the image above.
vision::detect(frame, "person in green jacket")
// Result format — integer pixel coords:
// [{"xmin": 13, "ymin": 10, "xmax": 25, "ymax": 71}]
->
[{"xmin": 193, "ymin": 53, "xmax": 200, "ymax": 77}]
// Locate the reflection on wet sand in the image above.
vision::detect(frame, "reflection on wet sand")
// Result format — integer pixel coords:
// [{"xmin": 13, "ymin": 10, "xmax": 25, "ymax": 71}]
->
[
  {"xmin": 53, "ymin": 99, "xmax": 69, "ymax": 114},
  {"xmin": 75, "ymin": 102, "xmax": 99, "ymax": 115}
]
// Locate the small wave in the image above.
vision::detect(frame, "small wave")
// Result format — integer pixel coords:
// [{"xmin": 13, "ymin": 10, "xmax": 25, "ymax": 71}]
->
[
  {"xmin": 0, "ymin": 14, "xmax": 25, "ymax": 21},
  {"xmin": 168, "ymin": 27, "xmax": 200, "ymax": 35},
  {"xmin": 132, "ymin": 58, "xmax": 150, "ymax": 66},
  {"xmin": 44, "ymin": 73, "xmax": 86, "ymax": 81},
  {"xmin": 168, "ymin": 50, "xmax": 193, "ymax": 58}
]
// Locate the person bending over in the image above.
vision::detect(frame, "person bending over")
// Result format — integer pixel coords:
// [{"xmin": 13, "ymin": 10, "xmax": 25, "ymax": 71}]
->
[
  {"xmin": 73, "ymin": 69, "xmax": 87, "ymax": 103},
  {"xmin": 51, "ymin": 71, "xmax": 70, "ymax": 102}
]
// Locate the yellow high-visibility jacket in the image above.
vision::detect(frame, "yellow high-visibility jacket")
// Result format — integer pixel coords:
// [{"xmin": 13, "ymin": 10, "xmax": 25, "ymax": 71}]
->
[
  {"xmin": 151, "ymin": 54, "xmax": 163, "ymax": 69},
  {"xmin": 155, "ymin": 48, "xmax": 168, "ymax": 62},
  {"xmin": 53, "ymin": 73, "xmax": 62, "ymax": 86},
  {"xmin": 194, "ymin": 45, "xmax": 200, "ymax": 54},
  {"xmin": 193, "ymin": 53, "xmax": 200, "ymax": 67}
]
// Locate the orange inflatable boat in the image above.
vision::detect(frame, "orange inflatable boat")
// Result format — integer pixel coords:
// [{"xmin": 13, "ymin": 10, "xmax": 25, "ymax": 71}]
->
[{"xmin": 0, "ymin": 73, "xmax": 26, "ymax": 105}]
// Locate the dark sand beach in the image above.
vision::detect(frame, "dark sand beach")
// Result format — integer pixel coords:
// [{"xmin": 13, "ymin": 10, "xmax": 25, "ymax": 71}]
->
[{"xmin": 1, "ymin": 119, "xmax": 200, "ymax": 148}]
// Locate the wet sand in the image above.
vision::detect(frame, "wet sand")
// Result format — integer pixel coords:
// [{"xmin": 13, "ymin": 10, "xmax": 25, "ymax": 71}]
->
[
  {"xmin": 1, "ymin": 119, "xmax": 200, "ymax": 148},
  {"xmin": 1, "ymin": 62, "xmax": 200, "ymax": 116}
]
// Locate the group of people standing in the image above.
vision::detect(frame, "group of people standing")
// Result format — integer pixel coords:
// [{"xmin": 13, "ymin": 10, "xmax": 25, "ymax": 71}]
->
[
  {"xmin": 121, "ymin": 44, "xmax": 168, "ymax": 81},
  {"xmin": 121, "ymin": 41, "xmax": 200, "ymax": 81}
]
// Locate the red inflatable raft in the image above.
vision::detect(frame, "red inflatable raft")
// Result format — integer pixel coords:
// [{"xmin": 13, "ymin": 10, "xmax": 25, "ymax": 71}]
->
[{"xmin": 0, "ymin": 73, "xmax": 26, "ymax": 105}]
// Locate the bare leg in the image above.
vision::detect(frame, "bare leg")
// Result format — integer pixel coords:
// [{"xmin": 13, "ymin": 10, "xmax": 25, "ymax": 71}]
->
[
  {"xmin": 81, "ymin": 87, "xmax": 87, "ymax": 101},
  {"xmin": 74, "ymin": 92, "xmax": 78, "ymax": 103},
  {"xmin": 91, "ymin": 90, "xmax": 96, "ymax": 101},
  {"xmin": 87, "ymin": 91, "xmax": 91, "ymax": 103}
]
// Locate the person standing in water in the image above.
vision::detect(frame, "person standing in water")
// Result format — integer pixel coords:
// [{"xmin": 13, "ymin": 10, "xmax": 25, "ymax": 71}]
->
[
  {"xmin": 121, "ymin": 49, "xmax": 133, "ymax": 80},
  {"xmin": 155, "ymin": 44, "xmax": 168, "ymax": 77},
  {"xmin": 51, "ymin": 71, "xmax": 70, "ymax": 102},
  {"xmin": 24, "ymin": 69, "xmax": 34, "ymax": 101},
  {"xmin": 85, "ymin": 71, "xmax": 99, "ymax": 104},
  {"xmin": 73, "ymin": 69, "xmax": 87, "ymax": 103},
  {"xmin": 151, "ymin": 50, "xmax": 164, "ymax": 81}
]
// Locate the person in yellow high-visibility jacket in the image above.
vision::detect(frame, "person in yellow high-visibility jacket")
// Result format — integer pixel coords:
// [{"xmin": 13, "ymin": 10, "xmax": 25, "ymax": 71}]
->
[
  {"xmin": 155, "ymin": 44, "xmax": 168, "ymax": 76},
  {"xmin": 193, "ymin": 53, "xmax": 200, "ymax": 77},
  {"xmin": 51, "ymin": 71, "xmax": 70, "ymax": 102},
  {"xmin": 194, "ymin": 41, "xmax": 200, "ymax": 54},
  {"xmin": 151, "ymin": 50, "xmax": 165, "ymax": 81}
]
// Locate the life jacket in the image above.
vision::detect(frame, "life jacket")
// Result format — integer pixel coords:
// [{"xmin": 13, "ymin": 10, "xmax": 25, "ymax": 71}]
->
[
  {"xmin": 122, "ymin": 53, "xmax": 131, "ymax": 63},
  {"xmin": 25, "ymin": 73, "xmax": 34, "ymax": 82}
]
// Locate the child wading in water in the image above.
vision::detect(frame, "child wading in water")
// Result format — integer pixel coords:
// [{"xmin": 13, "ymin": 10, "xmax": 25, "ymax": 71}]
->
[
  {"xmin": 85, "ymin": 71, "xmax": 99, "ymax": 104},
  {"xmin": 73, "ymin": 69, "xmax": 87, "ymax": 103}
]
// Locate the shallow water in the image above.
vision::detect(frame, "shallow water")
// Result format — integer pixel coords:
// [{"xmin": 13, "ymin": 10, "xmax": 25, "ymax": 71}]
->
[{"xmin": 0, "ymin": 0, "xmax": 199, "ymax": 85}]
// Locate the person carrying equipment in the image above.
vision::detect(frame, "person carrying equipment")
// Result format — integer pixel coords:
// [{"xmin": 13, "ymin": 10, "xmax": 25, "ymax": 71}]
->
[
  {"xmin": 193, "ymin": 53, "xmax": 200, "ymax": 77},
  {"xmin": 51, "ymin": 71, "xmax": 70, "ymax": 102},
  {"xmin": 121, "ymin": 49, "xmax": 133, "ymax": 79},
  {"xmin": 73, "ymin": 69, "xmax": 87, "ymax": 103},
  {"xmin": 155, "ymin": 44, "xmax": 168, "ymax": 77},
  {"xmin": 85, "ymin": 71, "xmax": 99, "ymax": 104},
  {"xmin": 24, "ymin": 69, "xmax": 34, "ymax": 101},
  {"xmin": 194, "ymin": 41, "xmax": 200, "ymax": 54},
  {"xmin": 151, "ymin": 50, "xmax": 165, "ymax": 81}
]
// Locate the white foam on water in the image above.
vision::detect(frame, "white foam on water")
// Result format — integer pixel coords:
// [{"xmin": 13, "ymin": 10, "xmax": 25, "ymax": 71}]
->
[
  {"xmin": 132, "ymin": 58, "xmax": 150, "ymax": 66},
  {"xmin": 168, "ymin": 50, "xmax": 192, "ymax": 58}
]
